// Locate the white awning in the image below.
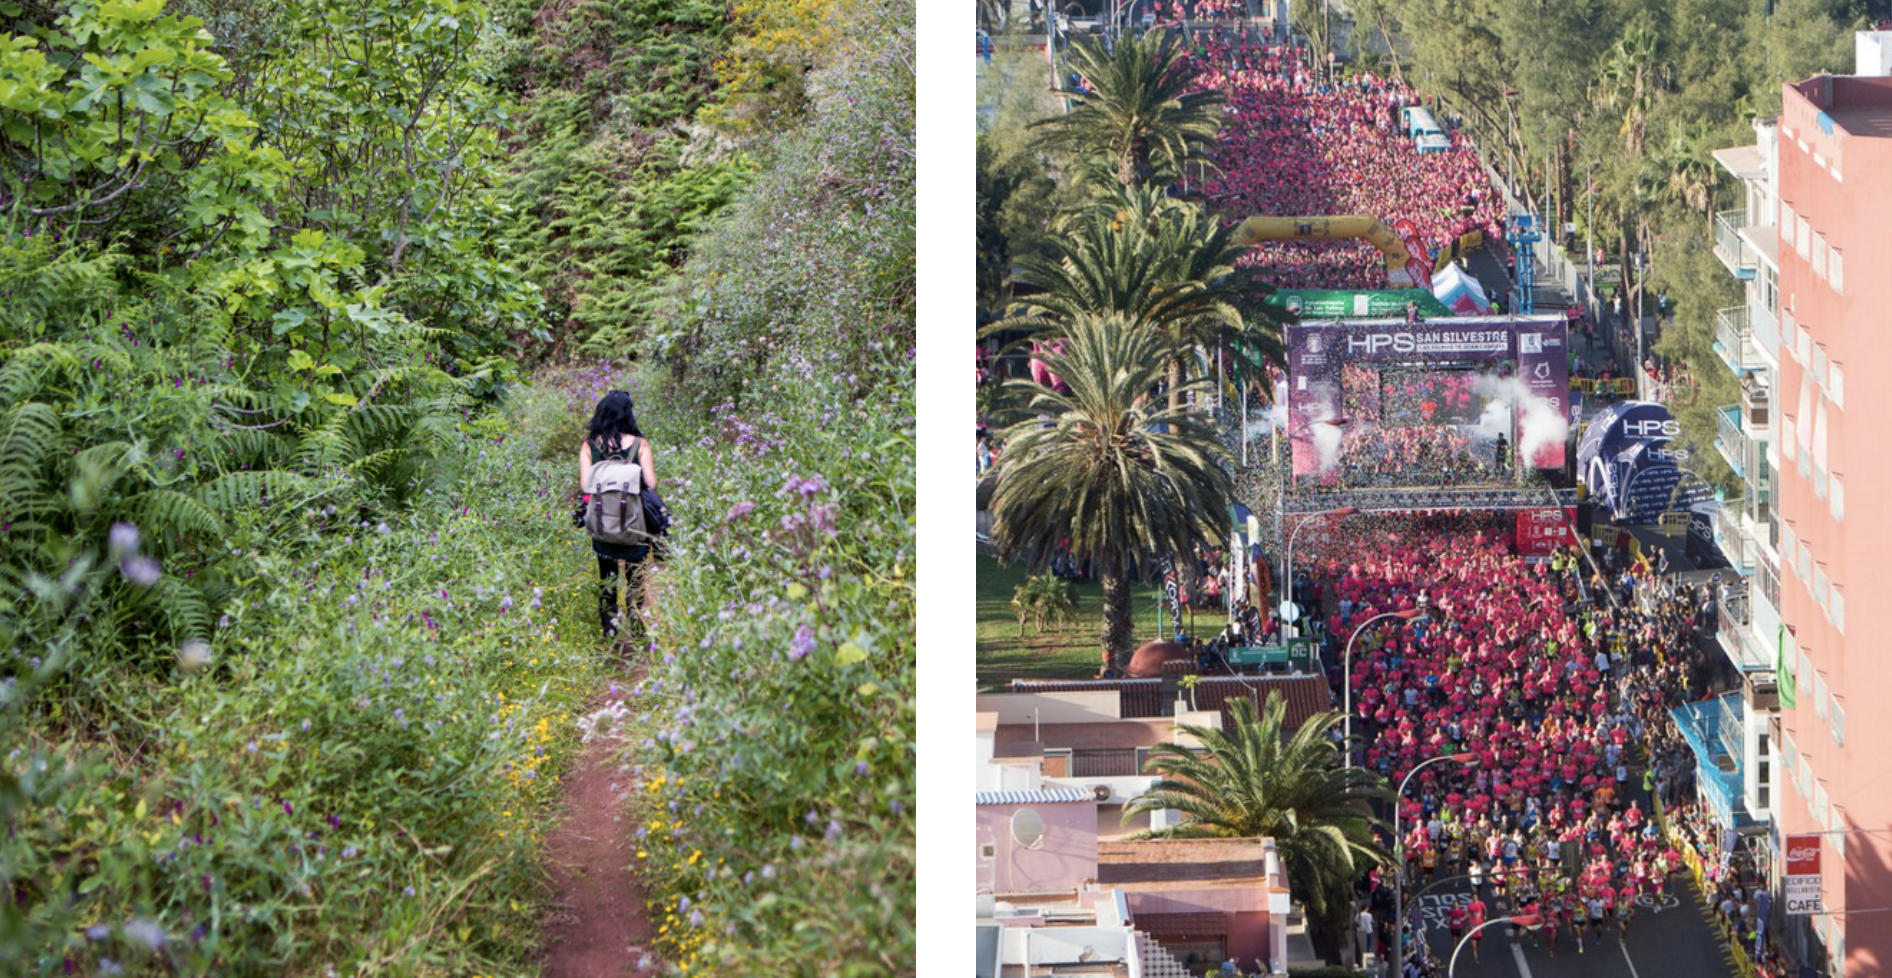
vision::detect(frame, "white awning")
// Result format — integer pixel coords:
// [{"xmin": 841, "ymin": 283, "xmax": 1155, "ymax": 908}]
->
[{"xmin": 1713, "ymin": 144, "xmax": 1766, "ymax": 181}]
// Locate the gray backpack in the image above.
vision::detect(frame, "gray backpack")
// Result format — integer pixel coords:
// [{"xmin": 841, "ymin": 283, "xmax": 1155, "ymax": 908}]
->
[{"xmin": 585, "ymin": 435, "xmax": 648, "ymax": 546}]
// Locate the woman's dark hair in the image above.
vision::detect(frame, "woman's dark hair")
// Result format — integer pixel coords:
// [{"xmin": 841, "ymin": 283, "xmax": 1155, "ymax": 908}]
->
[{"xmin": 587, "ymin": 390, "xmax": 643, "ymax": 442}]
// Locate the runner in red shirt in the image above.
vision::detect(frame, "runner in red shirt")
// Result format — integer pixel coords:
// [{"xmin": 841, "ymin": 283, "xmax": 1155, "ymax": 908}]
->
[{"xmin": 1467, "ymin": 895, "xmax": 1488, "ymax": 962}]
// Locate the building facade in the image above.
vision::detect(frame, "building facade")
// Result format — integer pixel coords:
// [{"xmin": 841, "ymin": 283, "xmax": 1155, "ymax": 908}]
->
[{"xmin": 1763, "ymin": 33, "xmax": 1892, "ymax": 977}]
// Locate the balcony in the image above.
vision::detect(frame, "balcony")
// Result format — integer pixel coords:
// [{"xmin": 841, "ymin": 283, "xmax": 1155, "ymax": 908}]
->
[
  {"xmin": 1714, "ymin": 210, "xmax": 1758, "ymax": 280},
  {"xmin": 1717, "ymin": 508, "xmax": 1756, "ymax": 576},
  {"xmin": 1740, "ymin": 375, "xmax": 1771, "ymax": 430},
  {"xmin": 1716, "ymin": 405, "xmax": 1750, "ymax": 478},
  {"xmin": 1715, "ymin": 307, "xmax": 1763, "ymax": 374}
]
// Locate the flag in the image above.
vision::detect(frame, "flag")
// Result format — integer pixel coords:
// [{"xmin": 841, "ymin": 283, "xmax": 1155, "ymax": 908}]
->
[{"xmin": 1777, "ymin": 622, "xmax": 1796, "ymax": 710}]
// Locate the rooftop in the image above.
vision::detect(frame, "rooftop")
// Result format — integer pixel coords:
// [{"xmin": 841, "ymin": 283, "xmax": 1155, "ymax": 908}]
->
[
  {"xmin": 995, "ymin": 719, "xmax": 1178, "ymax": 752},
  {"xmin": 1097, "ymin": 838, "xmax": 1280, "ymax": 890},
  {"xmin": 974, "ymin": 787, "xmax": 1096, "ymax": 806},
  {"xmin": 1009, "ymin": 675, "xmax": 1331, "ymax": 730},
  {"xmin": 1793, "ymin": 75, "xmax": 1892, "ymax": 138}
]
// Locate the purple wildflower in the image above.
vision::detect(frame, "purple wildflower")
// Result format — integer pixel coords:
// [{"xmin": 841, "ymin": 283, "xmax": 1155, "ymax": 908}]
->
[
  {"xmin": 789, "ymin": 624, "xmax": 817, "ymax": 661},
  {"xmin": 120, "ymin": 556, "xmax": 160, "ymax": 586}
]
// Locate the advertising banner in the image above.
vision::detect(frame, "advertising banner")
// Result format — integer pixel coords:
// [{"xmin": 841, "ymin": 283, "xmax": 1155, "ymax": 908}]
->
[
  {"xmin": 1783, "ymin": 834, "xmax": 1823, "ymax": 915},
  {"xmin": 1514, "ymin": 321, "xmax": 1569, "ymax": 468},
  {"xmin": 1265, "ymin": 289, "xmax": 1453, "ymax": 319},
  {"xmin": 1284, "ymin": 317, "xmax": 1570, "ymax": 481},
  {"xmin": 1515, "ymin": 507, "xmax": 1578, "ymax": 558}
]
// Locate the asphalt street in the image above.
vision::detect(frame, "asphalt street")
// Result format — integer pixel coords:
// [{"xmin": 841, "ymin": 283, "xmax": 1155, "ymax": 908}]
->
[{"xmin": 1409, "ymin": 871, "xmax": 1736, "ymax": 978}]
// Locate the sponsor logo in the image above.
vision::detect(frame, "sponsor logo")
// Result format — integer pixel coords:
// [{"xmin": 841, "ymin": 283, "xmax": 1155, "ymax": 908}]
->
[
  {"xmin": 1623, "ymin": 418, "xmax": 1681, "ymax": 439},
  {"xmin": 1787, "ymin": 846, "xmax": 1819, "ymax": 862},
  {"xmin": 1520, "ymin": 333, "xmax": 1543, "ymax": 354}
]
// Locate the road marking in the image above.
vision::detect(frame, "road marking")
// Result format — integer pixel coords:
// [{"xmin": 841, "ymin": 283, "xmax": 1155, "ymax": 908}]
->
[
  {"xmin": 1511, "ymin": 941, "xmax": 1533, "ymax": 978},
  {"xmin": 1619, "ymin": 940, "xmax": 1642, "ymax": 978}
]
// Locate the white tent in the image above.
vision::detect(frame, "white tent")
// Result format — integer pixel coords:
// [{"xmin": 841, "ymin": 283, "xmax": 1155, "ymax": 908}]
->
[{"xmin": 1430, "ymin": 261, "xmax": 1493, "ymax": 314}]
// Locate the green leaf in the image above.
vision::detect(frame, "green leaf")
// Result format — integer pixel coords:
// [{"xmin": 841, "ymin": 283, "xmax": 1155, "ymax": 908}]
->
[
  {"xmin": 271, "ymin": 308, "xmax": 307, "ymax": 336},
  {"xmin": 834, "ymin": 642, "xmax": 867, "ymax": 666},
  {"xmin": 286, "ymin": 349, "xmax": 316, "ymax": 372}
]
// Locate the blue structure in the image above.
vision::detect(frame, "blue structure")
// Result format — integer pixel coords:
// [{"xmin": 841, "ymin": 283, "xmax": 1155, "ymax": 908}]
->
[
  {"xmin": 1576, "ymin": 401, "xmax": 1716, "ymax": 524},
  {"xmin": 1506, "ymin": 214, "xmax": 1542, "ymax": 313},
  {"xmin": 1670, "ymin": 693, "xmax": 1758, "ymax": 831}
]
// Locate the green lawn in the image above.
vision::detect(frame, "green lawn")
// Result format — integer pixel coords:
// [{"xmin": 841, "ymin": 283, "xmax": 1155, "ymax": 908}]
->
[{"xmin": 975, "ymin": 553, "xmax": 1179, "ymax": 690}]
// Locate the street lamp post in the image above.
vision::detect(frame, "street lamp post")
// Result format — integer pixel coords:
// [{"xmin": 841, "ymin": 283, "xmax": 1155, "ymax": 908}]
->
[
  {"xmin": 1446, "ymin": 915, "xmax": 1541, "ymax": 977},
  {"xmin": 1281, "ymin": 506, "xmax": 1359, "ymax": 638},
  {"xmin": 1393, "ymin": 752, "xmax": 1479, "ymax": 974},
  {"xmin": 1586, "ymin": 160, "xmax": 1598, "ymax": 330},
  {"xmin": 1342, "ymin": 609, "xmax": 1426, "ymax": 751}
]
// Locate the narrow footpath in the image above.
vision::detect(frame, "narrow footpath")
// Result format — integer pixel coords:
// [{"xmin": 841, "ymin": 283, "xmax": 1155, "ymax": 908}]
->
[{"xmin": 537, "ymin": 660, "xmax": 660, "ymax": 978}]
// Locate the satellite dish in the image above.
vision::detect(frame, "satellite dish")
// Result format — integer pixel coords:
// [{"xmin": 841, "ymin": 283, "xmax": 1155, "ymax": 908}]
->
[
  {"xmin": 1279, "ymin": 600, "xmax": 1301, "ymax": 623},
  {"xmin": 1093, "ymin": 784, "xmax": 1112, "ymax": 802}
]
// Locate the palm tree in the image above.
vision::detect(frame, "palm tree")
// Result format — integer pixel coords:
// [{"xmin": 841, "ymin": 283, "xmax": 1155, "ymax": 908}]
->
[
  {"xmin": 1126, "ymin": 693, "xmax": 1390, "ymax": 963},
  {"xmin": 988, "ymin": 313, "xmax": 1233, "ymax": 669},
  {"xmin": 1641, "ymin": 122, "xmax": 1717, "ymax": 219},
  {"xmin": 993, "ymin": 191, "xmax": 1285, "ymax": 414},
  {"xmin": 1032, "ymin": 29, "xmax": 1226, "ymax": 189},
  {"xmin": 1592, "ymin": 25, "xmax": 1668, "ymax": 160}
]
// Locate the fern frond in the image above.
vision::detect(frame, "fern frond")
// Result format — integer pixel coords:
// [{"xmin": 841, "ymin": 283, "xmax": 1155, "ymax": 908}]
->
[
  {"xmin": 193, "ymin": 470, "xmax": 310, "ymax": 513},
  {"xmin": 127, "ymin": 489, "xmax": 225, "ymax": 540},
  {"xmin": 0, "ymin": 403, "xmax": 65, "ymax": 519}
]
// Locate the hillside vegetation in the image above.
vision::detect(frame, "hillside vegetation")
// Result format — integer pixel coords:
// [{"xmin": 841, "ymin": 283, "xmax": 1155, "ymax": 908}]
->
[{"xmin": 0, "ymin": 0, "xmax": 913, "ymax": 974}]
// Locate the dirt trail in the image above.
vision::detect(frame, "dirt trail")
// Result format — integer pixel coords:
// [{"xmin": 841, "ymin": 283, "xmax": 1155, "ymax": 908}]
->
[{"xmin": 537, "ymin": 666, "xmax": 657, "ymax": 978}]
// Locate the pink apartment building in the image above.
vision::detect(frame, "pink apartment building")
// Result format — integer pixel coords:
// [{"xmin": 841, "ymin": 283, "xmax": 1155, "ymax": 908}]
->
[{"xmin": 1769, "ymin": 42, "xmax": 1892, "ymax": 976}]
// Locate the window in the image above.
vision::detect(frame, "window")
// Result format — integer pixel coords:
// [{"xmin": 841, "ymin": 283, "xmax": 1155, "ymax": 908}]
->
[
  {"xmin": 1782, "ymin": 309, "xmax": 1798, "ymax": 364},
  {"xmin": 1796, "ymin": 214, "xmax": 1810, "ymax": 259},
  {"xmin": 1781, "ymin": 200, "xmax": 1794, "ymax": 236},
  {"xmin": 1831, "ymin": 585, "xmax": 1845, "ymax": 633},
  {"xmin": 1797, "ymin": 541, "xmax": 1811, "ymax": 582},
  {"xmin": 1813, "ymin": 671, "xmax": 1828, "ymax": 720},
  {"xmin": 1830, "ymin": 249, "xmax": 1844, "ymax": 295},
  {"xmin": 1813, "ymin": 564, "xmax": 1828, "ymax": 611},
  {"xmin": 1812, "ymin": 346, "xmax": 1828, "ymax": 390},
  {"xmin": 1812, "ymin": 399, "xmax": 1829, "ymax": 500},
  {"xmin": 1830, "ymin": 362, "xmax": 1844, "ymax": 409},
  {"xmin": 1781, "ymin": 521, "xmax": 1798, "ymax": 565},
  {"xmin": 1831, "ymin": 699, "xmax": 1845, "ymax": 746},
  {"xmin": 1812, "ymin": 232, "xmax": 1827, "ymax": 281},
  {"xmin": 1797, "ymin": 380, "xmax": 1814, "ymax": 480},
  {"xmin": 1781, "ymin": 408, "xmax": 1797, "ymax": 461},
  {"xmin": 1831, "ymin": 472, "xmax": 1844, "ymax": 524}
]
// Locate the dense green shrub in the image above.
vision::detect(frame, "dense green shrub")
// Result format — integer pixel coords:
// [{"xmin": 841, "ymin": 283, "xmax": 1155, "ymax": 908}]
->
[
  {"xmin": 486, "ymin": 0, "xmax": 741, "ymax": 353},
  {"xmin": 0, "ymin": 374, "xmax": 612, "ymax": 973},
  {"xmin": 620, "ymin": 347, "xmax": 915, "ymax": 975},
  {"xmin": 650, "ymin": 0, "xmax": 915, "ymax": 408},
  {"xmin": 607, "ymin": 2, "xmax": 918, "ymax": 972}
]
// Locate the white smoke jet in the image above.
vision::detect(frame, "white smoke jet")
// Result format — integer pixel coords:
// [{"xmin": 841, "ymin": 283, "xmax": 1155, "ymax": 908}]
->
[
  {"xmin": 1245, "ymin": 401, "xmax": 1290, "ymax": 443},
  {"xmin": 1472, "ymin": 373, "xmax": 1568, "ymax": 467},
  {"xmin": 1306, "ymin": 384, "xmax": 1346, "ymax": 475}
]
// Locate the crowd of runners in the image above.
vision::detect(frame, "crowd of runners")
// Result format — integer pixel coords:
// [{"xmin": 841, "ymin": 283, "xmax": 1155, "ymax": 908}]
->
[
  {"xmin": 1183, "ymin": 33, "xmax": 1507, "ymax": 289},
  {"xmin": 1295, "ymin": 522, "xmax": 1732, "ymax": 975}
]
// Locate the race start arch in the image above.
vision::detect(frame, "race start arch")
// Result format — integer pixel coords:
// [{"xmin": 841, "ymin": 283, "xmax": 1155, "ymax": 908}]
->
[{"xmin": 1232, "ymin": 215, "xmax": 1435, "ymax": 289}]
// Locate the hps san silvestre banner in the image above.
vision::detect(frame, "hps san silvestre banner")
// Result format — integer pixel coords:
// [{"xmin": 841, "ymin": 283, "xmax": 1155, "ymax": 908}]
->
[{"xmin": 1284, "ymin": 316, "xmax": 1571, "ymax": 481}]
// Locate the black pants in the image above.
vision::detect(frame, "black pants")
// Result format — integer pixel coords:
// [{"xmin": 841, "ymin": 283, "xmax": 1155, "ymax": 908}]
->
[{"xmin": 597, "ymin": 552, "xmax": 648, "ymax": 638}]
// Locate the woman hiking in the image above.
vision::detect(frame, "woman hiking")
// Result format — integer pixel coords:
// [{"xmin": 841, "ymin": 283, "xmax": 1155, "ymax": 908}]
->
[{"xmin": 579, "ymin": 390, "xmax": 658, "ymax": 641}]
